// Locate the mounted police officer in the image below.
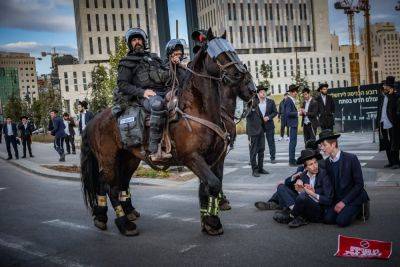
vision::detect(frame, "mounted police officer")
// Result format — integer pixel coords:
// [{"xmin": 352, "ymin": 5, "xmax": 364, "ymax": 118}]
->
[
  {"xmin": 113, "ymin": 28, "xmax": 171, "ymax": 159},
  {"xmin": 164, "ymin": 39, "xmax": 188, "ymax": 87}
]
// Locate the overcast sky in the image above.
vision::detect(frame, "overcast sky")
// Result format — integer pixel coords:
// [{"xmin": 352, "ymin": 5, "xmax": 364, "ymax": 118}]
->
[{"xmin": 0, "ymin": 0, "xmax": 399, "ymax": 75}]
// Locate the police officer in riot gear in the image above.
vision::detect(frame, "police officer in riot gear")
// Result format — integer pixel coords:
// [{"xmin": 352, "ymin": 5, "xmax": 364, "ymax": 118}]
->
[
  {"xmin": 114, "ymin": 28, "xmax": 171, "ymax": 158},
  {"xmin": 164, "ymin": 39, "xmax": 188, "ymax": 86}
]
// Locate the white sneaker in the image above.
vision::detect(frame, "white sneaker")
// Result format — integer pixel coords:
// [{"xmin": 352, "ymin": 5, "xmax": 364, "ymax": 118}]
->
[
  {"xmin": 285, "ymin": 136, "xmax": 290, "ymax": 141},
  {"xmin": 277, "ymin": 137, "xmax": 283, "ymax": 141}
]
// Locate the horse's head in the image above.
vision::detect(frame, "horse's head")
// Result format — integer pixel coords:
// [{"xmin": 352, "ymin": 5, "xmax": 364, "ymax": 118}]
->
[{"xmin": 201, "ymin": 28, "xmax": 256, "ymax": 102}]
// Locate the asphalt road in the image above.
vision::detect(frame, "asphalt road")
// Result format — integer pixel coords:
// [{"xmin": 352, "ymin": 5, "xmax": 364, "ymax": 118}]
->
[{"xmin": 0, "ymin": 160, "xmax": 399, "ymax": 267}]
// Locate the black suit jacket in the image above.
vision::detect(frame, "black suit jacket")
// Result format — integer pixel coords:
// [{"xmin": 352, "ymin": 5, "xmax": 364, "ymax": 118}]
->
[
  {"xmin": 301, "ymin": 98, "xmax": 319, "ymax": 128},
  {"xmin": 316, "ymin": 94, "xmax": 335, "ymax": 128},
  {"xmin": 246, "ymin": 97, "xmax": 265, "ymax": 136},
  {"xmin": 261, "ymin": 98, "xmax": 278, "ymax": 130},
  {"xmin": 79, "ymin": 111, "xmax": 94, "ymax": 134},
  {"xmin": 3, "ymin": 123, "xmax": 18, "ymax": 137},
  {"xmin": 18, "ymin": 122, "xmax": 34, "ymax": 138},
  {"xmin": 65, "ymin": 118, "xmax": 76, "ymax": 136},
  {"xmin": 325, "ymin": 151, "xmax": 369, "ymax": 206}
]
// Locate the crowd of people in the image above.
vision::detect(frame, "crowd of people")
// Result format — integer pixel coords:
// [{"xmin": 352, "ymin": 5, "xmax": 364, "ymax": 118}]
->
[{"xmin": 0, "ymin": 100, "xmax": 93, "ymax": 162}]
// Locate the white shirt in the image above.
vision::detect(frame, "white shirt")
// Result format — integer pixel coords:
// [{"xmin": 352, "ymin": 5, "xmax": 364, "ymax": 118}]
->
[
  {"xmin": 258, "ymin": 98, "xmax": 267, "ymax": 117},
  {"xmin": 81, "ymin": 111, "xmax": 87, "ymax": 130},
  {"xmin": 63, "ymin": 120, "xmax": 70, "ymax": 136},
  {"xmin": 321, "ymin": 94, "xmax": 327, "ymax": 106},
  {"xmin": 380, "ymin": 95, "xmax": 393, "ymax": 129},
  {"xmin": 307, "ymin": 171, "xmax": 320, "ymax": 202},
  {"xmin": 304, "ymin": 98, "xmax": 311, "ymax": 125},
  {"xmin": 330, "ymin": 150, "xmax": 341, "ymax": 163},
  {"xmin": 7, "ymin": 123, "xmax": 13, "ymax": 136}
]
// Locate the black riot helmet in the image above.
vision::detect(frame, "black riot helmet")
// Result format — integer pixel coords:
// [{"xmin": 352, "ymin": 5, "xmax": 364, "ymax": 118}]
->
[
  {"xmin": 165, "ymin": 39, "xmax": 186, "ymax": 58},
  {"xmin": 125, "ymin": 28, "xmax": 148, "ymax": 51}
]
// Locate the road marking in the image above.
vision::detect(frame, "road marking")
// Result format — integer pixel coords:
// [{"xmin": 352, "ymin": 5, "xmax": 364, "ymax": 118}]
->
[
  {"xmin": 180, "ymin": 244, "xmax": 198, "ymax": 253},
  {"xmin": 224, "ymin": 167, "xmax": 238, "ymax": 175},
  {"xmin": 151, "ymin": 194, "xmax": 197, "ymax": 202},
  {"xmin": 42, "ymin": 219, "xmax": 118, "ymax": 236},
  {"xmin": 0, "ymin": 234, "xmax": 86, "ymax": 267}
]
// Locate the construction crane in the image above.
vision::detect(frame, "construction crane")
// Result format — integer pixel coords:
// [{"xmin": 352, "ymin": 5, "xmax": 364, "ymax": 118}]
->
[
  {"xmin": 358, "ymin": 0, "xmax": 373, "ymax": 84},
  {"xmin": 335, "ymin": 0, "xmax": 361, "ymax": 86}
]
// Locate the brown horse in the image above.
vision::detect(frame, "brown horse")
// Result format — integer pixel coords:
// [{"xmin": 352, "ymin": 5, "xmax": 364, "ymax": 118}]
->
[{"xmin": 80, "ymin": 29, "xmax": 253, "ymax": 236}]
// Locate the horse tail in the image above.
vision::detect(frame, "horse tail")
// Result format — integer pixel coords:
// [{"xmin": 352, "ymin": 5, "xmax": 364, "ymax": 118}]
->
[{"xmin": 80, "ymin": 125, "xmax": 99, "ymax": 211}]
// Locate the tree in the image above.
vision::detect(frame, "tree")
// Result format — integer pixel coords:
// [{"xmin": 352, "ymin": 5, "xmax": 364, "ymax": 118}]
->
[
  {"xmin": 89, "ymin": 38, "xmax": 128, "ymax": 113},
  {"xmin": 30, "ymin": 88, "xmax": 62, "ymax": 129},
  {"xmin": 259, "ymin": 63, "xmax": 273, "ymax": 90},
  {"xmin": 3, "ymin": 93, "xmax": 28, "ymax": 122}
]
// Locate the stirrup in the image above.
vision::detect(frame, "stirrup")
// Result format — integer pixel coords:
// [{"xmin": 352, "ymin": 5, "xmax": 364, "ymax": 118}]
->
[{"xmin": 149, "ymin": 144, "xmax": 172, "ymax": 161}]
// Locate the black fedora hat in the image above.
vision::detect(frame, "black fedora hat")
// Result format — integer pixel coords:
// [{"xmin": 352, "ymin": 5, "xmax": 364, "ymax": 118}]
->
[
  {"xmin": 317, "ymin": 83, "xmax": 329, "ymax": 92},
  {"xmin": 296, "ymin": 149, "xmax": 323, "ymax": 165},
  {"xmin": 383, "ymin": 76, "xmax": 395, "ymax": 87},
  {"xmin": 288, "ymin": 84, "xmax": 299, "ymax": 92},
  {"xmin": 316, "ymin": 129, "xmax": 341, "ymax": 144}
]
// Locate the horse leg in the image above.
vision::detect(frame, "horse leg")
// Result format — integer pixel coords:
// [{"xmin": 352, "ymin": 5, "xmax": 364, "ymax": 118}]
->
[
  {"xmin": 186, "ymin": 154, "xmax": 223, "ymax": 236},
  {"xmin": 211, "ymin": 159, "xmax": 231, "ymax": 211},
  {"xmin": 118, "ymin": 153, "xmax": 141, "ymax": 222},
  {"xmin": 92, "ymin": 173, "xmax": 109, "ymax": 230},
  {"xmin": 107, "ymin": 182, "xmax": 139, "ymax": 236}
]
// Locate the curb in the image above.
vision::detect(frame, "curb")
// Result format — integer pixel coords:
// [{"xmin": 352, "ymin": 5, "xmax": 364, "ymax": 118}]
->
[{"xmin": 0, "ymin": 151, "xmax": 184, "ymax": 187}]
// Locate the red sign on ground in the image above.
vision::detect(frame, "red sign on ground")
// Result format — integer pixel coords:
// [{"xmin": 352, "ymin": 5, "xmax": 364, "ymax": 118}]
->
[{"xmin": 335, "ymin": 235, "xmax": 392, "ymax": 259}]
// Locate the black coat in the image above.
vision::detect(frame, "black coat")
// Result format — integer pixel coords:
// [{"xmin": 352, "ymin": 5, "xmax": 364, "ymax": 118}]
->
[
  {"xmin": 3, "ymin": 122, "xmax": 18, "ymax": 137},
  {"xmin": 283, "ymin": 97, "xmax": 298, "ymax": 128},
  {"xmin": 261, "ymin": 98, "xmax": 278, "ymax": 130},
  {"xmin": 315, "ymin": 94, "xmax": 335, "ymax": 128},
  {"xmin": 78, "ymin": 111, "xmax": 94, "ymax": 134},
  {"xmin": 325, "ymin": 151, "xmax": 369, "ymax": 206},
  {"xmin": 301, "ymin": 98, "xmax": 320, "ymax": 128},
  {"xmin": 64, "ymin": 118, "xmax": 76, "ymax": 136},
  {"xmin": 18, "ymin": 122, "xmax": 35, "ymax": 138},
  {"xmin": 376, "ymin": 93, "xmax": 400, "ymax": 151},
  {"xmin": 246, "ymin": 98, "xmax": 265, "ymax": 136}
]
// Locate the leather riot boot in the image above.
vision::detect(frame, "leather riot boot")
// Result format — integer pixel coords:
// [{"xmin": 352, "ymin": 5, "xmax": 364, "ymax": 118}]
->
[{"xmin": 148, "ymin": 110, "xmax": 171, "ymax": 160}]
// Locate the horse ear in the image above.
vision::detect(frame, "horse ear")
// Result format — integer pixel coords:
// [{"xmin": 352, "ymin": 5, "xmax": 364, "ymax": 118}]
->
[
  {"xmin": 206, "ymin": 27, "xmax": 214, "ymax": 40},
  {"xmin": 221, "ymin": 30, "xmax": 227, "ymax": 39}
]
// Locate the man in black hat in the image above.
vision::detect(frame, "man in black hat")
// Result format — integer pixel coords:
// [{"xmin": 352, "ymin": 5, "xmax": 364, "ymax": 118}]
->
[
  {"xmin": 255, "ymin": 139, "xmax": 324, "ymax": 211},
  {"xmin": 271, "ymin": 149, "xmax": 332, "ymax": 228},
  {"xmin": 278, "ymin": 93, "xmax": 289, "ymax": 141},
  {"xmin": 3, "ymin": 116, "xmax": 19, "ymax": 160},
  {"xmin": 376, "ymin": 76, "xmax": 400, "ymax": 169},
  {"xmin": 317, "ymin": 129, "xmax": 370, "ymax": 227},
  {"xmin": 299, "ymin": 87, "xmax": 319, "ymax": 144},
  {"xmin": 18, "ymin": 116, "xmax": 35, "ymax": 158},
  {"xmin": 315, "ymin": 83, "xmax": 335, "ymax": 131},
  {"xmin": 246, "ymin": 86, "xmax": 270, "ymax": 177},
  {"xmin": 284, "ymin": 84, "xmax": 300, "ymax": 166},
  {"xmin": 77, "ymin": 100, "xmax": 94, "ymax": 135}
]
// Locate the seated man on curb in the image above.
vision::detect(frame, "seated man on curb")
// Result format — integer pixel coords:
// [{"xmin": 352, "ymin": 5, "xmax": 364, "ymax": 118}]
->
[
  {"xmin": 272, "ymin": 149, "xmax": 333, "ymax": 228},
  {"xmin": 317, "ymin": 129, "xmax": 370, "ymax": 227},
  {"xmin": 255, "ymin": 139, "xmax": 323, "ymax": 210}
]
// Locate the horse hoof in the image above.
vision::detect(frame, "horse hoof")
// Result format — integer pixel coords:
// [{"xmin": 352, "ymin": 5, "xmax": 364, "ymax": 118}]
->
[
  {"xmin": 219, "ymin": 202, "xmax": 232, "ymax": 211},
  {"xmin": 115, "ymin": 216, "xmax": 139, "ymax": 237},
  {"xmin": 202, "ymin": 216, "xmax": 224, "ymax": 236},
  {"xmin": 127, "ymin": 211, "xmax": 139, "ymax": 222}
]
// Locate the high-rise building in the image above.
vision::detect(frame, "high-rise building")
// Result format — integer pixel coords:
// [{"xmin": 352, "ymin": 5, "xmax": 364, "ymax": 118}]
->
[
  {"xmin": 0, "ymin": 52, "xmax": 38, "ymax": 101},
  {"xmin": 0, "ymin": 67, "xmax": 19, "ymax": 119},
  {"xmin": 61, "ymin": 0, "xmax": 170, "ymax": 117},
  {"xmin": 187, "ymin": 0, "xmax": 352, "ymax": 94},
  {"xmin": 360, "ymin": 22, "xmax": 400, "ymax": 83}
]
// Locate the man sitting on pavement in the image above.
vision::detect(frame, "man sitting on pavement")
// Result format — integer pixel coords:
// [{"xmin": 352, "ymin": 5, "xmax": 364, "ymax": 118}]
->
[
  {"xmin": 255, "ymin": 139, "xmax": 323, "ymax": 211},
  {"xmin": 317, "ymin": 129, "xmax": 370, "ymax": 227},
  {"xmin": 272, "ymin": 149, "xmax": 333, "ymax": 228}
]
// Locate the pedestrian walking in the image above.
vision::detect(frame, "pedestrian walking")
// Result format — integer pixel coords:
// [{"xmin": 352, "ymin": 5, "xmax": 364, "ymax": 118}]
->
[
  {"xmin": 3, "ymin": 116, "xmax": 19, "ymax": 160},
  {"xmin": 18, "ymin": 116, "xmax": 35, "ymax": 158},
  {"xmin": 48, "ymin": 110, "xmax": 66, "ymax": 162},
  {"xmin": 246, "ymin": 86, "xmax": 270, "ymax": 177},
  {"xmin": 299, "ymin": 87, "xmax": 319, "ymax": 144},
  {"xmin": 278, "ymin": 93, "xmax": 289, "ymax": 141},
  {"xmin": 284, "ymin": 84, "xmax": 300, "ymax": 166},
  {"xmin": 0, "ymin": 119, "xmax": 3, "ymax": 143},
  {"xmin": 315, "ymin": 83, "xmax": 335, "ymax": 131},
  {"xmin": 63, "ymin": 112, "xmax": 76, "ymax": 154},
  {"xmin": 77, "ymin": 101, "xmax": 94, "ymax": 135}
]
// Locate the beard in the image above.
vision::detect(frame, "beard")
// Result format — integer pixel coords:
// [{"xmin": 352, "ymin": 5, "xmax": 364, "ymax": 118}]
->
[{"xmin": 132, "ymin": 44, "xmax": 145, "ymax": 53}]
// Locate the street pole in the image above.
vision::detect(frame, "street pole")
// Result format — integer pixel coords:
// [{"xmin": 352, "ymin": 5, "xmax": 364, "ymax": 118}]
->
[{"xmin": 362, "ymin": 0, "xmax": 373, "ymax": 84}]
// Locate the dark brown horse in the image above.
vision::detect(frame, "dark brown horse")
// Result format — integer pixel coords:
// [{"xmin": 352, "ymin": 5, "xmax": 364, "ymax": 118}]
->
[{"xmin": 81, "ymin": 29, "xmax": 253, "ymax": 236}]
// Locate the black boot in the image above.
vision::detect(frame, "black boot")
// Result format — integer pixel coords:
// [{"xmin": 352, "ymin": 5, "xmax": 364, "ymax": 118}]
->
[
  {"xmin": 148, "ymin": 111, "xmax": 165, "ymax": 154},
  {"xmin": 93, "ymin": 206, "xmax": 108, "ymax": 230}
]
